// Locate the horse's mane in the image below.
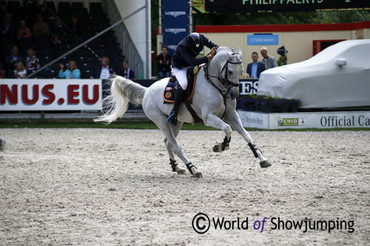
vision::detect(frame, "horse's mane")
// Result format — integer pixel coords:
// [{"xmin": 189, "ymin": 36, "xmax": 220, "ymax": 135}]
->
[
  {"xmin": 217, "ymin": 46, "xmax": 234, "ymax": 53},
  {"xmin": 215, "ymin": 46, "xmax": 242, "ymax": 62}
]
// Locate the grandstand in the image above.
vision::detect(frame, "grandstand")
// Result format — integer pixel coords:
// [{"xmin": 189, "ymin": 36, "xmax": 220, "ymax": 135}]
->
[{"xmin": 0, "ymin": 0, "xmax": 150, "ymax": 79}]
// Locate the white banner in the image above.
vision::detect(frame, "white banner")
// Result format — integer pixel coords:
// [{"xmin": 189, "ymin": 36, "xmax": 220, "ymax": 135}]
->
[
  {"xmin": 238, "ymin": 110, "xmax": 370, "ymax": 129},
  {"xmin": 239, "ymin": 80, "xmax": 258, "ymax": 95},
  {"xmin": 0, "ymin": 79, "xmax": 102, "ymax": 111}
]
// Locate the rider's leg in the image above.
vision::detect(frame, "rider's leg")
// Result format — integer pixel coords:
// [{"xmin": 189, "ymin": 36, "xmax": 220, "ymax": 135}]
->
[{"xmin": 166, "ymin": 67, "xmax": 189, "ymax": 125}]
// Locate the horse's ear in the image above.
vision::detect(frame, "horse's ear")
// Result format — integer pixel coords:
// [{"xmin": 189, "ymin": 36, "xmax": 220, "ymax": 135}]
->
[{"xmin": 236, "ymin": 47, "xmax": 242, "ymax": 56}]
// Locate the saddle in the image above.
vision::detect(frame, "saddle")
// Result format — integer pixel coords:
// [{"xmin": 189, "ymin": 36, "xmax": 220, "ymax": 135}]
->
[{"xmin": 163, "ymin": 67, "xmax": 197, "ymax": 104}]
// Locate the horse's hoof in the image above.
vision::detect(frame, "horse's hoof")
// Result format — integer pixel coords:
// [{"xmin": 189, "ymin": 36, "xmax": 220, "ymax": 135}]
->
[
  {"xmin": 176, "ymin": 167, "xmax": 186, "ymax": 175},
  {"xmin": 213, "ymin": 144, "xmax": 222, "ymax": 152},
  {"xmin": 193, "ymin": 172, "xmax": 203, "ymax": 178},
  {"xmin": 260, "ymin": 160, "xmax": 272, "ymax": 168},
  {"xmin": 213, "ymin": 142, "xmax": 230, "ymax": 152}
]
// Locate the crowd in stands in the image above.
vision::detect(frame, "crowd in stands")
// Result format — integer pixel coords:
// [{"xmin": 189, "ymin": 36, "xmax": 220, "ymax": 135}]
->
[
  {"xmin": 1, "ymin": 1, "xmax": 286, "ymax": 81},
  {"xmin": 0, "ymin": 0, "xmax": 126, "ymax": 79}
]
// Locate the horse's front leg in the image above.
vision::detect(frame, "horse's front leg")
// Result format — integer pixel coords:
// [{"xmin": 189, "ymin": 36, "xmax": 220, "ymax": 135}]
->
[
  {"xmin": 225, "ymin": 110, "xmax": 272, "ymax": 168},
  {"xmin": 202, "ymin": 113, "xmax": 232, "ymax": 152}
]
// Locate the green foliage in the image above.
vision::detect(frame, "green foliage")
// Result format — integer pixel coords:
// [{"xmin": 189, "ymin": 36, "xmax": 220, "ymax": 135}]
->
[{"xmin": 238, "ymin": 95, "xmax": 301, "ymax": 113}]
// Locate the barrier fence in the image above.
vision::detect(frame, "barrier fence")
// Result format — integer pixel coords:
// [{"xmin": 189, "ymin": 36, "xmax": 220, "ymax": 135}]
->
[{"xmin": 0, "ymin": 79, "xmax": 258, "ymax": 112}]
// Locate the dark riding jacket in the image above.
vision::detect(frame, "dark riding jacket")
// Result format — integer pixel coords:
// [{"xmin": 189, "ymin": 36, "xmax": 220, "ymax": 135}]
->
[{"xmin": 171, "ymin": 34, "xmax": 217, "ymax": 69}]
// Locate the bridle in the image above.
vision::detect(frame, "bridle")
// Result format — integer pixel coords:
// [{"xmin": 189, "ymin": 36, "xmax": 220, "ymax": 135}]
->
[{"xmin": 205, "ymin": 54, "xmax": 242, "ymax": 98}]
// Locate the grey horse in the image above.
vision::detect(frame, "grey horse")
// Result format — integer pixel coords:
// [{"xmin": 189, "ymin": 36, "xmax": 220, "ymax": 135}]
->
[{"xmin": 95, "ymin": 46, "xmax": 271, "ymax": 178}]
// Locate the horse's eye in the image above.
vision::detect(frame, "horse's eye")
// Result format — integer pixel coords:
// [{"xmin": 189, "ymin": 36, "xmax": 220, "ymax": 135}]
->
[{"xmin": 228, "ymin": 71, "xmax": 233, "ymax": 74}]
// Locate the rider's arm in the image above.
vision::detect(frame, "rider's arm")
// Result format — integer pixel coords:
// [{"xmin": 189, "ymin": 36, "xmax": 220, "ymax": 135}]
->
[
  {"xmin": 201, "ymin": 34, "xmax": 218, "ymax": 49},
  {"xmin": 179, "ymin": 45, "xmax": 209, "ymax": 66}
]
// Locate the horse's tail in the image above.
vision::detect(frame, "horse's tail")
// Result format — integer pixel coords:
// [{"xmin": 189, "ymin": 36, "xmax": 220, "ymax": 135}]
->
[{"xmin": 94, "ymin": 75, "xmax": 147, "ymax": 124}]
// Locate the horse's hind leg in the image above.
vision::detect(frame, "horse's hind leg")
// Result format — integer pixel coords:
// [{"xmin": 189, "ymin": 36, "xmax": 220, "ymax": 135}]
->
[
  {"xmin": 225, "ymin": 111, "xmax": 271, "ymax": 168},
  {"xmin": 155, "ymin": 117, "xmax": 202, "ymax": 177},
  {"xmin": 164, "ymin": 121, "xmax": 186, "ymax": 174}
]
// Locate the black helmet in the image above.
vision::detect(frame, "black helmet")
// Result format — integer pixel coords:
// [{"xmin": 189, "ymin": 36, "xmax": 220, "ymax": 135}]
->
[
  {"xmin": 188, "ymin": 32, "xmax": 203, "ymax": 54},
  {"xmin": 277, "ymin": 46, "xmax": 288, "ymax": 56}
]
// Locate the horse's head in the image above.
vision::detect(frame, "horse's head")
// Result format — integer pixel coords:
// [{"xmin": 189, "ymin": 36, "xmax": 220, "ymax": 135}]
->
[{"xmin": 209, "ymin": 47, "xmax": 243, "ymax": 99}]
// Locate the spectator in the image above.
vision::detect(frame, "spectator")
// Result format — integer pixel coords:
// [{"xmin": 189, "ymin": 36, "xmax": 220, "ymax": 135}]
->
[
  {"xmin": 120, "ymin": 60, "xmax": 134, "ymax": 79},
  {"xmin": 17, "ymin": 20, "xmax": 32, "ymax": 55},
  {"xmin": 0, "ymin": 13, "xmax": 16, "ymax": 38},
  {"xmin": 50, "ymin": 16, "xmax": 66, "ymax": 44},
  {"xmin": 90, "ymin": 57, "xmax": 113, "ymax": 79},
  {"xmin": 58, "ymin": 60, "xmax": 81, "ymax": 79},
  {"xmin": 25, "ymin": 0, "xmax": 42, "ymax": 28},
  {"xmin": 277, "ymin": 46, "xmax": 288, "ymax": 66},
  {"xmin": 14, "ymin": 61, "xmax": 27, "ymax": 78},
  {"xmin": 0, "ymin": 13, "xmax": 16, "ymax": 56},
  {"xmin": 70, "ymin": 16, "xmax": 81, "ymax": 36},
  {"xmin": 157, "ymin": 46, "xmax": 171, "ymax": 78},
  {"xmin": 33, "ymin": 14, "xmax": 50, "ymax": 53},
  {"xmin": 17, "ymin": 20, "xmax": 32, "ymax": 39},
  {"xmin": 25, "ymin": 48, "xmax": 40, "ymax": 75},
  {"xmin": 5, "ymin": 45, "xmax": 23, "ymax": 74},
  {"xmin": 260, "ymin": 47, "xmax": 277, "ymax": 70},
  {"xmin": 50, "ymin": 15, "xmax": 67, "ymax": 56},
  {"xmin": 69, "ymin": 16, "xmax": 82, "ymax": 47},
  {"xmin": 246, "ymin": 51, "xmax": 265, "ymax": 79},
  {"xmin": 241, "ymin": 73, "xmax": 250, "ymax": 79},
  {"xmin": 0, "ymin": 3, "xmax": 9, "ymax": 23},
  {"xmin": 33, "ymin": 14, "xmax": 49, "ymax": 38}
]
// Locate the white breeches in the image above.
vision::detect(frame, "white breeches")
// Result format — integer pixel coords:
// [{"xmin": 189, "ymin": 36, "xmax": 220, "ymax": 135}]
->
[{"xmin": 171, "ymin": 67, "xmax": 190, "ymax": 90}]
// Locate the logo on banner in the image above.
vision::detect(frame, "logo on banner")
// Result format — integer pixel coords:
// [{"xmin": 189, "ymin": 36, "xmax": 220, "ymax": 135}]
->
[
  {"xmin": 247, "ymin": 34, "xmax": 279, "ymax": 45},
  {"xmin": 164, "ymin": 28, "xmax": 187, "ymax": 35},
  {"xmin": 167, "ymin": 45, "xmax": 177, "ymax": 52},
  {"xmin": 0, "ymin": 79, "xmax": 102, "ymax": 111},
  {"xmin": 164, "ymin": 11, "xmax": 186, "ymax": 18},
  {"xmin": 278, "ymin": 118, "xmax": 306, "ymax": 127}
]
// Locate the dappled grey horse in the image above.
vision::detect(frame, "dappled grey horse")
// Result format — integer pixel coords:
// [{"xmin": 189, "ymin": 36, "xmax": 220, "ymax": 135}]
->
[{"xmin": 95, "ymin": 46, "xmax": 271, "ymax": 177}]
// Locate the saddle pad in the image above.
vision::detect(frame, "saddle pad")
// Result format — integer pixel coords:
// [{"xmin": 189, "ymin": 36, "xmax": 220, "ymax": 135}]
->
[
  {"xmin": 163, "ymin": 81, "xmax": 176, "ymax": 103},
  {"xmin": 162, "ymin": 67, "xmax": 198, "ymax": 104}
]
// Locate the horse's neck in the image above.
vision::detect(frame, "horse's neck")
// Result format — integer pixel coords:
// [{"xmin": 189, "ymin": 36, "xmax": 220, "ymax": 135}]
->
[{"xmin": 197, "ymin": 65, "xmax": 227, "ymax": 95}]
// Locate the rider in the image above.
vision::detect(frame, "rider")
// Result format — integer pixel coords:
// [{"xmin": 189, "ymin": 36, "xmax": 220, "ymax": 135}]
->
[{"xmin": 166, "ymin": 32, "xmax": 219, "ymax": 124}]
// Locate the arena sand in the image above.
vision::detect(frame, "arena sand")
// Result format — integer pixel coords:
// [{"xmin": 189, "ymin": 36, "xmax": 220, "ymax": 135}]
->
[{"xmin": 0, "ymin": 128, "xmax": 369, "ymax": 245}]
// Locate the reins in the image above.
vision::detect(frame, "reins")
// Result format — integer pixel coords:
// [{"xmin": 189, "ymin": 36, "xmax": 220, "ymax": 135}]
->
[
  {"xmin": 205, "ymin": 54, "xmax": 242, "ymax": 99},
  {"xmin": 204, "ymin": 51, "xmax": 243, "ymax": 119}
]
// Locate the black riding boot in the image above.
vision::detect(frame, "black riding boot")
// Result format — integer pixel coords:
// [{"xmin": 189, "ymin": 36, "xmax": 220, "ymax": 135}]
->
[{"xmin": 166, "ymin": 86, "xmax": 187, "ymax": 125}]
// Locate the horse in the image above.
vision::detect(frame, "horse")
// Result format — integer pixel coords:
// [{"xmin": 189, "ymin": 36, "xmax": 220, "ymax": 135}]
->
[{"xmin": 95, "ymin": 46, "xmax": 271, "ymax": 178}]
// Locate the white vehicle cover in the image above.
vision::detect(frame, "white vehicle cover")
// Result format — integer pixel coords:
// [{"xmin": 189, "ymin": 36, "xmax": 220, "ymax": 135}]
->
[{"xmin": 257, "ymin": 39, "xmax": 370, "ymax": 108}]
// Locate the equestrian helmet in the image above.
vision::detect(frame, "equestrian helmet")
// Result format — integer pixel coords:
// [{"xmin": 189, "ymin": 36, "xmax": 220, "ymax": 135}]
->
[{"xmin": 188, "ymin": 32, "xmax": 203, "ymax": 54}]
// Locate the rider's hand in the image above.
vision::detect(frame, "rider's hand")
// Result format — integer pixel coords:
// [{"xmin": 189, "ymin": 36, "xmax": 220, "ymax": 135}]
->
[
  {"xmin": 207, "ymin": 46, "xmax": 218, "ymax": 61},
  {"xmin": 211, "ymin": 47, "xmax": 217, "ymax": 56}
]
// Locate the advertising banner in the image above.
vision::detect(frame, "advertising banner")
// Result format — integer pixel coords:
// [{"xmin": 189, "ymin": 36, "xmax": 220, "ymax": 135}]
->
[
  {"xmin": 238, "ymin": 111, "xmax": 370, "ymax": 129},
  {"xmin": 162, "ymin": 0, "xmax": 189, "ymax": 55},
  {"xmin": 205, "ymin": 0, "xmax": 370, "ymax": 13},
  {"xmin": 247, "ymin": 34, "xmax": 279, "ymax": 45},
  {"xmin": 0, "ymin": 79, "xmax": 102, "ymax": 111},
  {"xmin": 240, "ymin": 79, "xmax": 258, "ymax": 95}
]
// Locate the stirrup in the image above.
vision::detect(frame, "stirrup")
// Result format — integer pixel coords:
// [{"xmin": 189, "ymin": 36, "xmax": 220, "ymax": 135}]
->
[{"xmin": 166, "ymin": 112, "xmax": 177, "ymax": 124}]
